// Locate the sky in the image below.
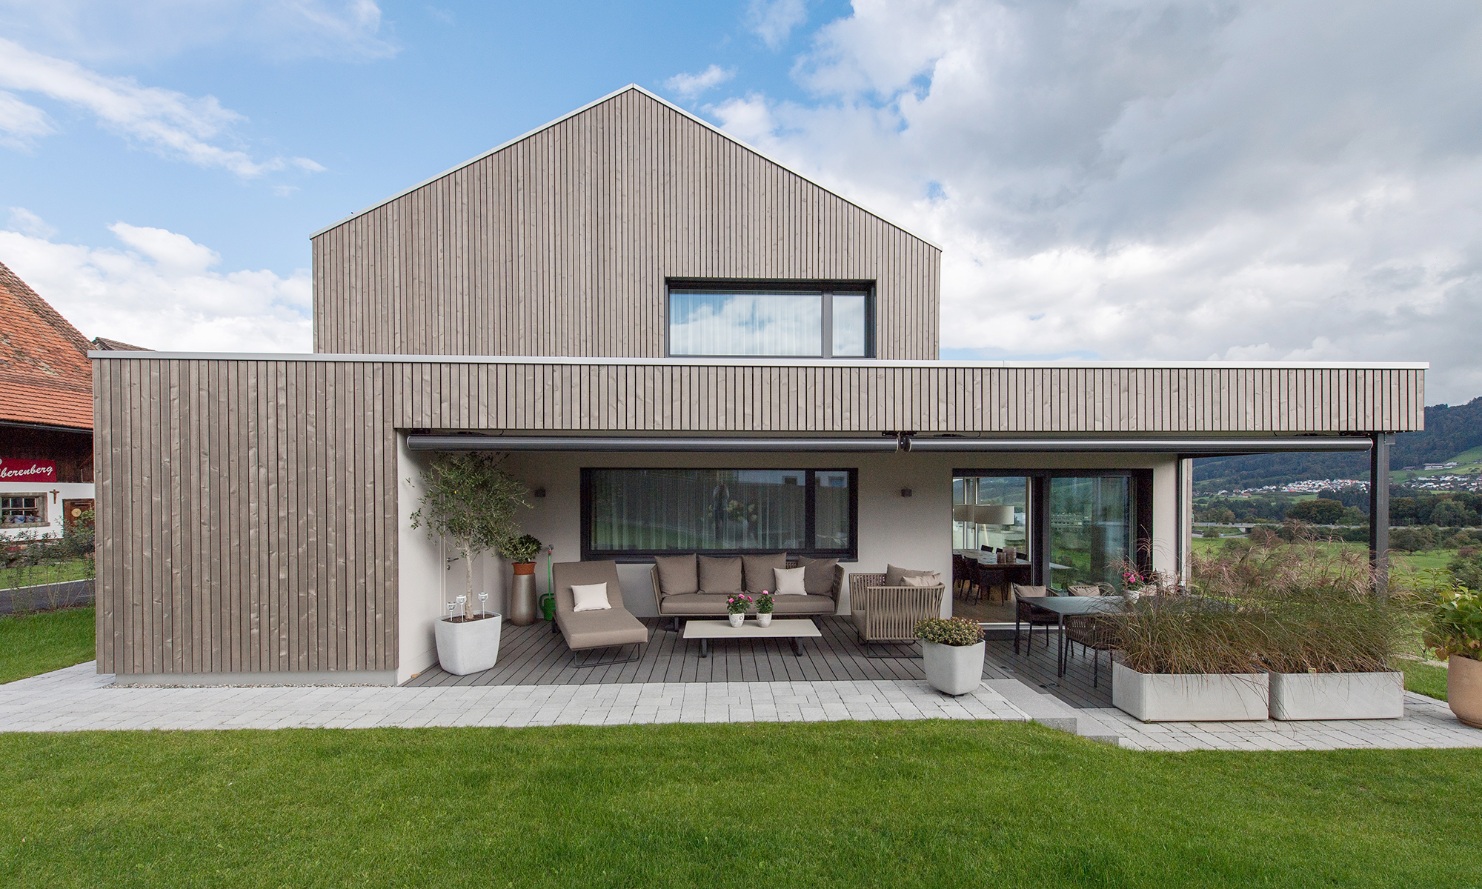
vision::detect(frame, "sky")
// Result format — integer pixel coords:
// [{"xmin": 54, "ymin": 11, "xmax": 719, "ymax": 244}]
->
[{"xmin": 1, "ymin": 0, "xmax": 1479, "ymax": 404}]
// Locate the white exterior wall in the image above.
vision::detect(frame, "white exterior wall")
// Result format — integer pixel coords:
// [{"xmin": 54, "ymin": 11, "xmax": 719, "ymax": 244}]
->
[
  {"xmin": 395, "ymin": 445, "xmax": 1182, "ymax": 678},
  {"xmin": 0, "ymin": 481, "xmax": 94, "ymax": 541}
]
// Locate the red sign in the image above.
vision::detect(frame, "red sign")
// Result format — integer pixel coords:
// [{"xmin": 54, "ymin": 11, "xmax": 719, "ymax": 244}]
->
[{"xmin": 0, "ymin": 458, "xmax": 56, "ymax": 482}]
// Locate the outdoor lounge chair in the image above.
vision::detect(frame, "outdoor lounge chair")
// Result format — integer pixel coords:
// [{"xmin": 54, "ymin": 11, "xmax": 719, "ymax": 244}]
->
[
  {"xmin": 551, "ymin": 560, "xmax": 649, "ymax": 666},
  {"xmin": 1012, "ymin": 584, "xmax": 1057, "ymax": 655},
  {"xmin": 849, "ymin": 572, "xmax": 946, "ymax": 645}
]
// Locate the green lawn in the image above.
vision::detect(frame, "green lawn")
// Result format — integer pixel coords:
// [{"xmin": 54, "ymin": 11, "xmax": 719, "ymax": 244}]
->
[
  {"xmin": 0, "ymin": 607, "xmax": 95, "ymax": 684},
  {"xmin": 1, "ymin": 723, "xmax": 1480, "ymax": 887},
  {"xmin": 1398, "ymin": 658, "xmax": 1449, "ymax": 701},
  {"xmin": 0, "ymin": 557, "xmax": 94, "ymax": 591}
]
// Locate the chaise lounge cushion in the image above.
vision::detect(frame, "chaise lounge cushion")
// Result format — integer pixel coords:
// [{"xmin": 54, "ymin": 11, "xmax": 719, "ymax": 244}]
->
[
  {"xmin": 698, "ymin": 556, "xmax": 744, "ymax": 593},
  {"xmin": 653, "ymin": 554, "xmax": 699, "ymax": 596},
  {"xmin": 742, "ymin": 552, "xmax": 788, "ymax": 592}
]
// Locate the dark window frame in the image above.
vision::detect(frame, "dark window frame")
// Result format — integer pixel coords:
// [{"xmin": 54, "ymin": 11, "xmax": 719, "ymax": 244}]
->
[
  {"xmin": 1, "ymin": 494, "xmax": 46, "ymax": 526},
  {"xmin": 953, "ymin": 468, "xmax": 1154, "ymax": 585},
  {"xmin": 665, "ymin": 278, "xmax": 876, "ymax": 359},
  {"xmin": 581, "ymin": 467, "xmax": 859, "ymax": 562}
]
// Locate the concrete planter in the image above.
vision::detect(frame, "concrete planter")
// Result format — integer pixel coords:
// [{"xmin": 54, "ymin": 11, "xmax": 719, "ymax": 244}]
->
[
  {"xmin": 921, "ymin": 639, "xmax": 985, "ymax": 696},
  {"xmin": 435, "ymin": 612, "xmax": 502, "ymax": 675},
  {"xmin": 1268, "ymin": 671, "xmax": 1404, "ymax": 720},
  {"xmin": 1112, "ymin": 662, "xmax": 1269, "ymax": 722},
  {"xmin": 1448, "ymin": 654, "xmax": 1482, "ymax": 728}
]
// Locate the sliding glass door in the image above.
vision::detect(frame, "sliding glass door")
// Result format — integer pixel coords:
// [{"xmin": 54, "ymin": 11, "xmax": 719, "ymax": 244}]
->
[{"xmin": 1047, "ymin": 476, "xmax": 1134, "ymax": 589}]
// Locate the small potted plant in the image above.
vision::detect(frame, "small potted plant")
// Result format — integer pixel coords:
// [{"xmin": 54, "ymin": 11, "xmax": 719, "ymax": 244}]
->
[
  {"xmin": 1425, "ymin": 585, "xmax": 1482, "ymax": 728},
  {"xmin": 755, "ymin": 590, "xmax": 775, "ymax": 627},
  {"xmin": 915, "ymin": 617, "xmax": 986, "ymax": 695},
  {"xmin": 410, "ymin": 451, "xmax": 531, "ymax": 675},
  {"xmin": 499, "ymin": 532, "xmax": 544, "ymax": 626},
  {"xmin": 726, "ymin": 593, "xmax": 753, "ymax": 628}
]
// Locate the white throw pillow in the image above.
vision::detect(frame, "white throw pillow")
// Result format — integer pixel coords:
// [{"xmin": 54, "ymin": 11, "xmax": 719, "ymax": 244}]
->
[
  {"xmin": 902, "ymin": 572, "xmax": 942, "ymax": 587},
  {"xmin": 570, "ymin": 582, "xmax": 611, "ymax": 612},
  {"xmin": 773, "ymin": 566, "xmax": 808, "ymax": 595}
]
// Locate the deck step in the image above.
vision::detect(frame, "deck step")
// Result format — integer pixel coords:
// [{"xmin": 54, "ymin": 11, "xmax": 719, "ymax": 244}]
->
[{"xmin": 984, "ymin": 678, "xmax": 1124, "ymax": 745}]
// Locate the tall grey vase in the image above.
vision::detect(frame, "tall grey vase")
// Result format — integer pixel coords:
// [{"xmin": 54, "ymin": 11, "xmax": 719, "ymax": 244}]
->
[{"xmin": 508, "ymin": 573, "xmax": 537, "ymax": 626}]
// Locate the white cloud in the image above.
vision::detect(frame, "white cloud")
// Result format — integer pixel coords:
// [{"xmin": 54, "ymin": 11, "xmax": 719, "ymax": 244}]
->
[
  {"xmin": 665, "ymin": 65, "xmax": 736, "ymax": 100},
  {"xmin": 6, "ymin": 207, "xmax": 56, "ymax": 238},
  {"xmin": 0, "ymin": 0, "xmax": 397, "ymax": 64},
  {"xmin": 0, "ymin": 89, "xmax": 53, "ymax": 146},
  {"xmin": 748, "ymin": 0, "xmax": 808, "ymax": 50},
  {"xmin": 0, "ymin": 215, "xmax": 312, "ymax": 353},
  {"xmin": 0, "ymin": 37, "xmax": 322, "ymax": 177},
  {"xmin": 711, "ymin": 0, "xmax": 1482, "ymax": 404}
]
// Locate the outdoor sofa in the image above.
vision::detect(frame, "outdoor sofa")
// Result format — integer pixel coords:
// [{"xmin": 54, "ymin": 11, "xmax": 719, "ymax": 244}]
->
[{"xmin": 649, "ymin": 553, "xmax": 843, "ymax": 628}]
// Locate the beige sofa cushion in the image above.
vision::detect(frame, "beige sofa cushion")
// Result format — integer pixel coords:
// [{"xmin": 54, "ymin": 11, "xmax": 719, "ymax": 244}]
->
[
  {"xmin": 571, "ymin": 582, "xmax": 611, "ymax": 612},
  {"xmin": 653, "ymin": 554, "xmax": 699, "ymax": 596},
  {"xmin": 742, "ymin": 552, "xmax": 788, "ymax": 592},
  {"xmin": 773, "ymin": 566, "xmax": 808, "ymax": 595},
  {"xmin": 885, "ymin": 564, "xmax": 936, "ymax": 587},
  {"xmin": 795, "ymin": 556, "xmax": 839, "ymax": 596},
  {"xmin": 698, "ymin": 556, "xmax": 744, "ymax": 593},
  {"xmin": 902, "ymin": 573, "xmax": 943, "ymax": 587}
]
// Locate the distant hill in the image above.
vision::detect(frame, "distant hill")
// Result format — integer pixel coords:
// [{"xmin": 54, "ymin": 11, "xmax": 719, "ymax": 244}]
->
[{"xmin": 1194, "ymin": 396, "xmax": 1482, "ymax": 493}]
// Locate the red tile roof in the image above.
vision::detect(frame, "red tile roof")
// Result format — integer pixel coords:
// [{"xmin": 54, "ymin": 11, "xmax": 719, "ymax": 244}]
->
[{"xmin": 0, "ymin": 260, "xmax": 93, "ymax": 430}]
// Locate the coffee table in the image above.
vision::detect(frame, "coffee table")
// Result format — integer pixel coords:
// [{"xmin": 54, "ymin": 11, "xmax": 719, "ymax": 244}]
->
[{"xmin": 682, "ymin": 618, "xmax": 823, "ymax": 657}]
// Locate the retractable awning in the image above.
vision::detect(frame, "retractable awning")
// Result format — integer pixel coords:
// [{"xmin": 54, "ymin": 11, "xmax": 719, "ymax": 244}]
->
[{"xmin": 406, "ymin": 433, "xmax": 1375, "ymax": 457}]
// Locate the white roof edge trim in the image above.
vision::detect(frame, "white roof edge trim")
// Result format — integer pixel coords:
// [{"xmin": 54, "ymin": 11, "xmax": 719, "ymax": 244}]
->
[
  {"xmin": 307, "ymin": 84, "xmax": 943, "ymax": 250},
  {"xmin": 87, "ymin": 351, "xmax": 1430, "ymax": 371}
]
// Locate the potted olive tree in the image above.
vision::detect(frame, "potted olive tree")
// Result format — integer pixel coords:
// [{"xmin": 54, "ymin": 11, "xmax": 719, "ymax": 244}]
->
[
  {"xmin": 410, "ymin": 451, "xmax": 531, "ymax": 675},
  {"xmin": 915, "ymin": 617, "xmax": 986, "ymax": 695},
  {"xmin": 1425, "ymin": 586, "xmax": 1482, "ymax": 728}
]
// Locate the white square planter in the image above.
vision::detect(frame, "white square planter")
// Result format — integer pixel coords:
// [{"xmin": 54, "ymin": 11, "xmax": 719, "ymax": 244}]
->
[
  {"xmin": 435, "ymin": 612, "xmax": 502, "ymax": 675},
  {"xmin": 1112, "ymin": 662, "xmax": 1269, "ymax": 722},
  {"xmin": 1268, "ymin": 671, "xmax": 1404, "ymax": 720},
  {"xmin": 921, "ymin": 639, "xmax": 985, "ymax": 696}
]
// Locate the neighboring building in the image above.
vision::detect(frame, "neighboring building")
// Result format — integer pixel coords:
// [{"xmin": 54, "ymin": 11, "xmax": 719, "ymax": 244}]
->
[
  {"xmin": 93, "ymin": 86, "xmax": 1426, "ymax": 685},
  {"xmin": 0, "ymin": 260, "xmax": 95, "ymax": 540}
]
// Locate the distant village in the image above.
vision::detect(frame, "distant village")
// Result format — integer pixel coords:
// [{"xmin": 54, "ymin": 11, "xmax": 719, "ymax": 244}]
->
[{"xmin": 1217, "ymin": 465, "xmax": 1482, "ymax": 497}]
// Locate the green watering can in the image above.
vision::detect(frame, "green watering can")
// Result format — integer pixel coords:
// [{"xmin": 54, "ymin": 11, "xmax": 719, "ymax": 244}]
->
[{"xmin": 538, "ymin": 591, "xmax": 556, "ymax": 622}]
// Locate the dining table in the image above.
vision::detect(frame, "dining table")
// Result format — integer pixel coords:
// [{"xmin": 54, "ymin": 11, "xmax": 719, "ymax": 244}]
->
[{"xmin": 1024, "ymin": 594, "xmax": 1125, "ymax": 678}]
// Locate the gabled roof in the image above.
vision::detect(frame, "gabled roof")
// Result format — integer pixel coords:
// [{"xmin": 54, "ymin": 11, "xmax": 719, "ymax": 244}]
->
[
  {"xmin": 0, "ymin": 260, "xmax": 92, "ymax": 431},
  {"xmin": 92, "ymin": 336, "xmax": 150, "ymax": 352},
  {"xmin": 312, "ymin": 84, "xmax": 938, "ymax": 250}
]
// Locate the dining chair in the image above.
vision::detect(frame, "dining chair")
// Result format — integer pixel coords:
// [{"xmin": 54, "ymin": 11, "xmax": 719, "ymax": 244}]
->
[{"xmin": 1011, "ymin": 584, "xmax": 1056, "ymax": 655}]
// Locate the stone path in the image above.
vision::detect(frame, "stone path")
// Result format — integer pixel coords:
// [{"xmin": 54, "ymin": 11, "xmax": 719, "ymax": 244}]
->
[
  {"xmin": 3, "ymin": 663, "xmax": 1480, "ymax": 751},
  {"xmin": 0, "ymin": 663, "xmax": 1028, "ymax": 731},
  {"xmin": 1086, "ymin": 692, "xmax": 1482, "ymax": 751}
]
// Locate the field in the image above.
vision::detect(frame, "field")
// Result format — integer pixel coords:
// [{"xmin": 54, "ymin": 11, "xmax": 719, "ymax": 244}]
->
[
  {"xmin": 0, "ymin": 607, "xmax": 95, "ymax": 685},
  {"xmin": 0, "ymin": 557, "xmax": 94, "ymax": 591}
]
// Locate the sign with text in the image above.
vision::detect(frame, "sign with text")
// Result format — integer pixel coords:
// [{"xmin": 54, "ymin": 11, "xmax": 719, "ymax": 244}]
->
[{"xmin": 0, "ymin": 458, "xmax": 57, "ymax": 482}]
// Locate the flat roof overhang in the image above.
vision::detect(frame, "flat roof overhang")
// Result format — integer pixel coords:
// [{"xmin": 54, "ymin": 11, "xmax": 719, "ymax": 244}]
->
[{"xmin": 406, "ymin": 433, "xmax": 1376, "ymax": 458}]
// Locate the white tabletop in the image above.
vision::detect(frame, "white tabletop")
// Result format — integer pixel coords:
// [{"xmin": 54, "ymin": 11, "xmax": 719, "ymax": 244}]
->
[{"xmin": 682, "ymin": 618, "xmax": 824, "ymax": 640}]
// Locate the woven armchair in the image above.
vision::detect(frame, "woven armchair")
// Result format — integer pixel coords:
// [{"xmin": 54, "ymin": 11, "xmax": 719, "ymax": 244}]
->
[{"xmin": 849, "ymin": 573, "xmax": 946, "ymax": 644}]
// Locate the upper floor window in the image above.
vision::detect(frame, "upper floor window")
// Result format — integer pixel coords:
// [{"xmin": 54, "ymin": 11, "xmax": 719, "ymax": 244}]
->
[{"xmin": 667, "ymin": 280, "xmax": 873, "ymax": 358}]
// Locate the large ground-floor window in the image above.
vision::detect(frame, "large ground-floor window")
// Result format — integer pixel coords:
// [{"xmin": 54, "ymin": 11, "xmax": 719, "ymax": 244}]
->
[{"xmin": 583, "ymin": 468, "xmax": 857, "ymax": 560}]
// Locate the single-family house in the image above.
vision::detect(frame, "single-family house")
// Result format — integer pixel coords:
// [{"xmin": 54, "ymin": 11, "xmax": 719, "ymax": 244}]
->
[{"xmin": 92, "ymin": 86, "xmax": 1424, "ymax": 685}]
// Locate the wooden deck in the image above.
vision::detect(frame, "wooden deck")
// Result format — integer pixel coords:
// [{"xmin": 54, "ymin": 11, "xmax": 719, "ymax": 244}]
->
[{"xmin": 403, "ymin": 616, "xmax": 1115, "ymax": 710}]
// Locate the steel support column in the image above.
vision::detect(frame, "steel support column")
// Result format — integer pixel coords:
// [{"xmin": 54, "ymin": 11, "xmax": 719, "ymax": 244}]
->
[{"xmin": 1369, "ymin": 432, "xmax": 1393, "ymax": 596}]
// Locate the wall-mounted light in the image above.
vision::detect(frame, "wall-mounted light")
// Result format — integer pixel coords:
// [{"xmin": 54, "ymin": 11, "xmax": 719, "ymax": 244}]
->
[
  {"xmin": 533, "ymin": 487, "xmax": 547, "ymax": 498},
  {"xmin": 900, "ymin": 487, "xmax": 912, "ymax": 498}
]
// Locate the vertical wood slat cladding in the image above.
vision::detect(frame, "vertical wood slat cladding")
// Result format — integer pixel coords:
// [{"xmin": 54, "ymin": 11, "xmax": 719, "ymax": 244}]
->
[
  {"xmin": 94, "ymin": 356, "xmax": 1423, "ymax": 676},
  {"xmin": 311, "ymin": 88, "xmax": 941, "ymax": 360}
]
